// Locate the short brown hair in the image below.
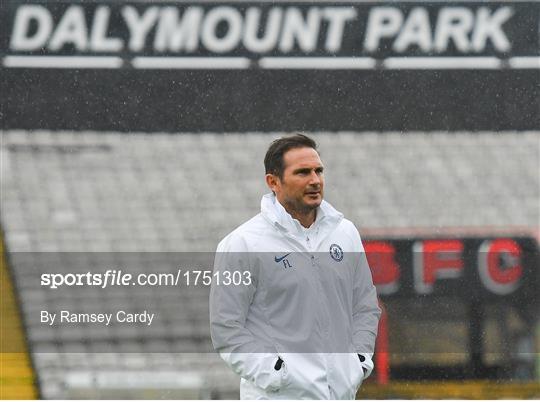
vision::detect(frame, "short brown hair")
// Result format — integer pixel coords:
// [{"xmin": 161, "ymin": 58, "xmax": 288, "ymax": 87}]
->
[{"xmin": 264, "ymin": 133, "xmax": 318, "ymax": 179}]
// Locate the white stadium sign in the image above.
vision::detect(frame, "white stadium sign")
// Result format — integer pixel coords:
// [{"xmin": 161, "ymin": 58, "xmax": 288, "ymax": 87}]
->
[{"xmin": 1, "ymin": 2, "xmax": 539, "ymax": 69}]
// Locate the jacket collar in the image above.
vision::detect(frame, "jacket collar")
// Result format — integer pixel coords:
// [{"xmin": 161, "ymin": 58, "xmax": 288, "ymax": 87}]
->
[{"xmin": 260, "ymin": 193, "xmax": 343, "ymax": 236}]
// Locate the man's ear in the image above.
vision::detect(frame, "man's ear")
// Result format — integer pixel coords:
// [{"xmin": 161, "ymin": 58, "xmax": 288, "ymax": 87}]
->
[{"xmin": 265, "ymin": 173, "xmax": 279, "ymax": 193}]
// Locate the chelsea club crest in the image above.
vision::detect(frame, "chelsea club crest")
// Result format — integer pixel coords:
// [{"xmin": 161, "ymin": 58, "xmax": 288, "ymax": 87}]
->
[{"xmin": 329, "ymin": 244, "xmax": 343, "ymax": 262}]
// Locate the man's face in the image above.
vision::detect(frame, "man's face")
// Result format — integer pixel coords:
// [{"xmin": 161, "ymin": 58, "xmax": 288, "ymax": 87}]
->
[{"xmin": 269, "ymin": 147, "xmax": 325, "ymax": 214}]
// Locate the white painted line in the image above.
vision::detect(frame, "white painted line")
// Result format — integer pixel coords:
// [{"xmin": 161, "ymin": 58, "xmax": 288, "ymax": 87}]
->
[
  {"xmin": 126, "ymin": 0, "xmax": 535, "ymax": 3},
  {"xmin": 3, "ymin": 56, "xmax": 123, "ymax": 69},
  {"xmin": 508, "ymin": 57, "xmax": 540, "ymax": 69},
  {"xmin": 3, "ymin": 56, "xmax": 538, "ymax": 70},
  {"xmin": 384, "ymin": 57, "xmax": 502, "ymax": 70},
  {"xmin": 259, "ymin": 57, "xmax": 376, "ymax": 69},
  {"xmin": 132, "ymin": 57, "xmax": 251, "ymax": 69}
]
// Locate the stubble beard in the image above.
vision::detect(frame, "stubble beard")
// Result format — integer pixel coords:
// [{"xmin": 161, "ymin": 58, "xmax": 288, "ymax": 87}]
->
[{"xmin": 282, "ymin": 195, "xmax": 320, "ymax": 218}]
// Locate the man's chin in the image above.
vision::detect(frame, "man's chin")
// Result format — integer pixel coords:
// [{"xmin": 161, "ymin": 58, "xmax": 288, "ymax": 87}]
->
[{"xmin": 303, "ymin": 196, "xmax": 322, "ymax": 209}]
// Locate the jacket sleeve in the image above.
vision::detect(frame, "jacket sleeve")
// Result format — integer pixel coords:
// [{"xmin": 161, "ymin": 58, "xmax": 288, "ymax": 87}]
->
[
  {"xmin": 351, "ymin": 229, "xmax": 382, "ymax": 379},
  {"xmin": 209, "ymin": 234, "xmax": 286, "ymax": 391}
]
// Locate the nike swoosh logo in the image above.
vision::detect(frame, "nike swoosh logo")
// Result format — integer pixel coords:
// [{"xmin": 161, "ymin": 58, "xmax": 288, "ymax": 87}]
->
[{"xmin": 274, "ymin": 253, "xmax": 291, "ymax": 263}]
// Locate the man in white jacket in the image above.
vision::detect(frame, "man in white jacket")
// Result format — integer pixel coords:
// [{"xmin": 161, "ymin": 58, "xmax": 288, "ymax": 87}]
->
[{"xmin": 210, "ymin": 134, "xmax": 381, "ymax": 399}]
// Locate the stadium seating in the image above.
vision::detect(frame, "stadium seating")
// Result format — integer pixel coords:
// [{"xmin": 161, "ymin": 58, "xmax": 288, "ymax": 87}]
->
[{"xmin": 0, "ymin": 130, "xmax": 538, "ymax": 398}]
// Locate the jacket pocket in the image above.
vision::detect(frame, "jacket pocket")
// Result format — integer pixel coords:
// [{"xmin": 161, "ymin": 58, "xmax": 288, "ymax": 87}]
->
[
  {"xmin": 265, "ymin": 356, "xmax": 289, "ymax": 393},
  {"xmin": 351, "ymin": 353, "xmax": 364, "ymax": 390}
]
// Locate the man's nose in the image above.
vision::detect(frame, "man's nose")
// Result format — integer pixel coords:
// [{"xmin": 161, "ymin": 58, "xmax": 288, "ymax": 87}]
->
[{"xmin": 309, "ymin": 171, "xmax": 321, "ymax": 185}]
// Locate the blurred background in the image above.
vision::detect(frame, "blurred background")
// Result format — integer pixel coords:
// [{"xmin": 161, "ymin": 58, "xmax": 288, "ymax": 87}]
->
[{"xmin": 0, "ymin": 0, "xmax": 539, "ymax": 399}]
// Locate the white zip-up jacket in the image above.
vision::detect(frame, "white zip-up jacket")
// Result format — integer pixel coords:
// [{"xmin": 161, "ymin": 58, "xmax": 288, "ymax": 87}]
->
[{"xmin": 210, "ymin": 194, "xmax": 381, "ymax": 399}]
